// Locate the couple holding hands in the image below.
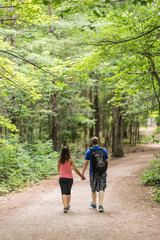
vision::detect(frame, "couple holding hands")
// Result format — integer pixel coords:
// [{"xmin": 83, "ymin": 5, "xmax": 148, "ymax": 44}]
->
[{"xmin": 58, "ymin": 137, "xmax": 109, "ymax": 213}]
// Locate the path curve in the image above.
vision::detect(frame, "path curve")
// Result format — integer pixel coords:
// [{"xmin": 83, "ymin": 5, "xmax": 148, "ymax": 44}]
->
[{"xmin": 0, "ymin": 143, "xmax": 160, "ymax": 240}]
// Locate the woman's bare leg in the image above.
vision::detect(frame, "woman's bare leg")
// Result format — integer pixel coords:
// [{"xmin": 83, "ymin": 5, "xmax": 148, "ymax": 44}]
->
[
  {"xmin": 67, "ymin": 195, "xmax": 71, "ymax": 207},
  {"xmin": 62, "ymin": 194, "xmax": 68, "ymax": 207}
]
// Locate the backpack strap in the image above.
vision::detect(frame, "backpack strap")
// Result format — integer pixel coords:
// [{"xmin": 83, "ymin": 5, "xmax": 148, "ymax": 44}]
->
[
  {"xmin": 90, "ymin": 147, "xmax": 103, "ymax": 152},
  {"xmin": 90, "ymin": 147, "xmax": 94, "ymax": 153}
]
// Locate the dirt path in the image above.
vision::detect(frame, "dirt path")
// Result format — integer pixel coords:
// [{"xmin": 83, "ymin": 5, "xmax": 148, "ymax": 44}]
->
[{"xmin": 0, "ymin": 142, "xmax": 160, "ymax": 240}]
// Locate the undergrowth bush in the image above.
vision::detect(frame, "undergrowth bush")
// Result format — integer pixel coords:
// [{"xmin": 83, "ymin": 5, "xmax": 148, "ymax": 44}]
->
[
  {"xmin": 140, "ymin": 128, "xmax": 160, "ymax": 203},
  {"xmin": 141, "ymin": 160, "xmax": 160, "ymax": 186},
  {"xmin": 0, "ymin": 135, "xmax": 58, "ymax": 194}
]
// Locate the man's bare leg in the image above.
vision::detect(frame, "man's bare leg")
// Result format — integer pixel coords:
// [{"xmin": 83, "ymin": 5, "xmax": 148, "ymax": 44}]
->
[
  {"xmin": 92, "ymin": 191, "xmax": 97, "ymax": 205},
  {"xmin": 99, "ymin": 190, "xmax": 104, "ymax": 206}
]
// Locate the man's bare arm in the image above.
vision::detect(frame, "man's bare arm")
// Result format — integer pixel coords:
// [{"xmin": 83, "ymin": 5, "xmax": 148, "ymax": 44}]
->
[{"xmin": 81, "ymin": 160, "xmax": 88, "ymax": 176}]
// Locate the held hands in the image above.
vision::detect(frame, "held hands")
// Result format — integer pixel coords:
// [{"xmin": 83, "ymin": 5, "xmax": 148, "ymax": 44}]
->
[{"xmin": 81, "ymin": 175, "xmax": 85, "ymax": 181}]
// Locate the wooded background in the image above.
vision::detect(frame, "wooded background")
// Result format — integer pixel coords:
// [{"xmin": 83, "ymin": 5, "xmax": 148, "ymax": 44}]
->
[{"xmin": 0, "ymin": 0, "xmax": 159, "ymax": 193}]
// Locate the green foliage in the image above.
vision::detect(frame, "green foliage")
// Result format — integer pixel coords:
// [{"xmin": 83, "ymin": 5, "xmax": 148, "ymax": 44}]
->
[
  {"xmin": 140, "ymin": 128, "xmax": 160, "ymax": 202},
  {"xmin": 69, "ymin": 142, "xmax": 86, "ymax": 167},
  {"xmin": 0, "ymin": 116, "xmax": 18, "ymax": 132},
  {"xmin": 140, "ymin": 160, "xmax": 160, "ymax": 186},
  {"xmin": 132, "ymin": 0, "xmax": 154, "ymax": 5},
  {"xmin": 0, "ymin": 37, "xmax": 41, "ymax": 103},
  {"xmin": 153, "ymin": 188, "xmax": 160, "ymax": 203},
  {"xmin": 0, "ymin": 0, "xmax": 56, "ymax": 28},
  {"xmin": 1, "ymin": 0, "xmax": 160, "ymax": 194},
  {"xmin": 0, "ymin": 135, "xmax": 58, "ymax": 194}
]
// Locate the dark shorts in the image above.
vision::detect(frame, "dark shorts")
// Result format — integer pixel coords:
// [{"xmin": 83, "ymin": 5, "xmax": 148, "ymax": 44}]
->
[
  {"xmin": 90, "ymin": 172, "xmax": 107, "ymax": 192},
  {"xmin": 59, "ymin": 178, "xmax": 73, "ymax": 195}
]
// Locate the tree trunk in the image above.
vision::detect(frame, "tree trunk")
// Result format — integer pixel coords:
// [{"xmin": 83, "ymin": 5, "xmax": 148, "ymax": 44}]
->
[
  {"xmin": 101, "ymin": 112, "xmax": 106, "ymax": 138},
  {"xmin": 123, "ymin": 121, "xmax": 128, "ymax": 139},
  {"xmin": 135, "ymin": 122, "xmax": 138, "ymax": 146},
  {"xmin": 28, "ymin": 125, "xmax": 33, "ymax": 142},
  {"xmin": 105, "ymin": 132, "xmax": 110, "ymax": 148},
  {"xmin": 51, "ymin": 93, "xmax": 58, "ymax": 151},
  {"xmin": 148, "ymin": 55, "xmax": 160, "ymax": 86},
  {"xmin": 135, "ymin": 117, "xmax": 139, "ymax": 145},
  {"xmin": 0, "ymin": 127, "xmax": 2, "ymax": 135},
  {"xmin": 10, "ymin": 96, "xmax": 17, "ymax": 134},
  {"xmin": 133, "ymin": 121, "xmax": 136, "ymax": 146},
  {"xmin": 10, "ymin": 4, "xmax": 15, "ymax": 47},
  {"xmin": 11, "ymin": 35, "xmax": 15, "ymax": 47},
  {"xmin": 94, "ymin": 84, "xmax": 100, "ymax": 139},
  {"xmin": 49, "ymin": 1, "xmax": 55, "ymax": 33},
  {"xmin": 112, "ymin": 105, "xmax": 124, "ymax": 157},
  {"xmin": 84, "ymin": 125, "xmax": 88, "ymax": 150},
  {"xmin": 89, "ymin": 89, "xmax": 94, "ymax": 138},
  {"xmin": 129, "ymin": 121, "xmax": 133, "ymax": 146},
  {"xmin": 151, "ymin": 74, "xmax": 160, "ymax": 125},
  {"xmin": 22, "ymin": 119, "xmax": 27, "ymax": 141},
  {"xmin": 137, "ymin": 121, "xmax": 140, "ymax": 142},
  {"xmin": 112, "ymin": 122, "xmax": 114, "ymax": 153}
]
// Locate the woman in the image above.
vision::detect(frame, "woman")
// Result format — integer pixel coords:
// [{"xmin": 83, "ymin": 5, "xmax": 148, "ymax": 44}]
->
[{"xmin": 58, "ymin": 146, "xmax": 85, "ymax": 213}]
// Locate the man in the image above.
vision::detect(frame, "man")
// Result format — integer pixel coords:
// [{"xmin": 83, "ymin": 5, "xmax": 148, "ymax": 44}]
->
[{"xmin": 81, "ymin": 136, "xmax": 109, "ymax": 212}]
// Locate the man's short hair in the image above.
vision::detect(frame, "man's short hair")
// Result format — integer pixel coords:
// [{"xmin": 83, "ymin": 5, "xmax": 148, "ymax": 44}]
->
[{"xmin": 91, "ymin": 136, "xmax": 99, "ymax": 145}]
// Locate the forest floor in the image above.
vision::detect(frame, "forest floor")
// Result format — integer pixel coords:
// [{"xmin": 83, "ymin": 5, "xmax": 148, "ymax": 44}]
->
[{"xmin": 0, "ymin": 127, "xmax": 160, "ymax": 240}]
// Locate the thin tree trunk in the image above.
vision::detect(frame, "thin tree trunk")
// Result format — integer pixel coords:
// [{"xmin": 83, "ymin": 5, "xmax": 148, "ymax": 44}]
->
[
  {"xmin": 22, "ymin": 119, "xmax": 27, "ymax": 141},
  {"xmin": 148, "ymin": 55, "xmax": 160, "ymax": 85},
  {"xmin": 151, "ymin": 74, "xmax": 160, "ymax": 125},
  {"xmin": 137, "ymin": 121, "xmax": 140, "ymax": 142},
  {"xmin": 148, "ymin": 56, "xmax": 160, "ymax": 125},
  {"xmin": 101, "ymin": 112, "xmax": 106, "ymax": 138},
  {"xmin": 89, "ymin": 89, "xmax": 94, "ymax": 138},
  {"xmin": 10, "ymin": 96, "xmax": 17, "ymax": 134},
  {"xmin": 112, "ymin": 122, "xmax": 114, "ymax": 153},
  {"xmin": 28, "ymin": 125, "xmax": 33, "ymax": 142},
  {"xmin": 51, "ymin": 93, "xmax": 58, "ymax": 151},
  {"xmin": 49, "ymin": 1, "xmax": 55, "ymax": 33},
  {"xmin": 0, "ymin": 127, "xmax": 2, "ymax": 135},
  {"xmin": 94, "ymin": 84, "xmax": 100, "ymax": 139},
  {"xmin": 39, "ymin": 112, "xmax": 42, "ymax": 140},
  {"xmin": 10, "ymin": 4, "xmax": 15, "ymax": 47},
  {"xmin": 133, "ymin": 121, "xmax": 136, "ymax": 146},
  {"xmin": 112, "ymin": 105, "xmax": 124, "ymax": 157},
  {"xmin": 134, "ymin": 121, "xmax": 138, "ymax": 146},
  {"xmin": 129, "ymin": 121, "xmax": 133, "ymax": 146},
  {"xmin": 123, "ymin": 121, "xmax": 128, "ymax": 139},
  {"xmin": 84, "ymin": 125, "xmax": 88, "ymax": 150}
]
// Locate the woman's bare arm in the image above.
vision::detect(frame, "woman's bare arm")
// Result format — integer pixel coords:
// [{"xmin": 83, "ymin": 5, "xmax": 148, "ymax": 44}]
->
[{"xmin": 70, "ymin": 158, "xmax": 85, "ymax": 180}]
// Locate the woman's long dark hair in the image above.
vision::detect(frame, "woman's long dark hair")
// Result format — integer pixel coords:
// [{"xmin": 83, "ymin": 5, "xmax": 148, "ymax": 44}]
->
[{"xmin": 60, "ymin": 146, "xmax": 71, "ymax": 164}]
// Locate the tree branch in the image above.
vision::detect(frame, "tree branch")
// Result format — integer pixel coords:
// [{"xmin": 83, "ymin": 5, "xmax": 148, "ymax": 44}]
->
[
  {"xmin": 91, "ymin": 25, "xmax": 160, "ymax": 46},
  {"xmin": 127, "ymin": 69, "xmax": 160, "ymax": 75},
  {"xmin": 151, "ymin": 74, "xmax": 160, "ymax": 106},
  {"xmin": 0, "ymin": 72, "xmax": 21, "ymax": 89},
  {"xmin": 0, "ymin": 50, "xmax": 59, "ymax": 80},
  {"xmin": 147, "ymin": 55, "xmax": 160, "ymax": 85}
]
